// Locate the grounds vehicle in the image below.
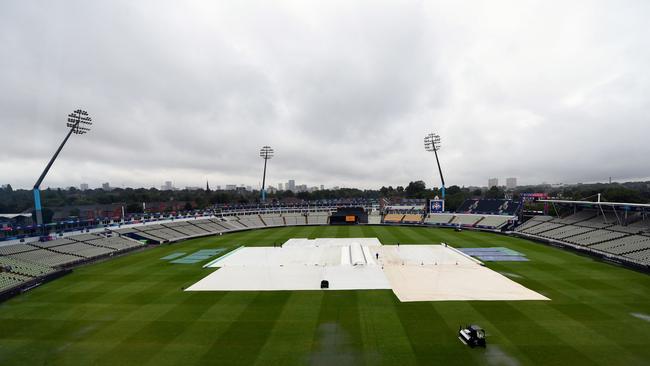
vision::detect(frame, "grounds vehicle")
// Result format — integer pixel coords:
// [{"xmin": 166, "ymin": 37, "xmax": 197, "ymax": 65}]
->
[{"xmin": 458, "ymin": 325, "xmax": 486, "ymax": 347}]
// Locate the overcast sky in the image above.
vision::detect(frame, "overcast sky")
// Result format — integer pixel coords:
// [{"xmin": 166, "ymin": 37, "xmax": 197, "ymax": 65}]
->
[{"xmin": 1, "ymin": 0, "xmax": 649, "ymax": 190}]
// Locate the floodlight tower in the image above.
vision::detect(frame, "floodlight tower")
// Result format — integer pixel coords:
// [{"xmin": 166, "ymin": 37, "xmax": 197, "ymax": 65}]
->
[
  {"xmin": 259, "ymin": 145, "xmax": 274, "ymax": 202},
  {"xmin": 33, "ymin": 109, "xmax": 93, "ymax": 231},
  {"xmin": 424, "ymin": 133, "xmax": 446, "ymax": 200}
]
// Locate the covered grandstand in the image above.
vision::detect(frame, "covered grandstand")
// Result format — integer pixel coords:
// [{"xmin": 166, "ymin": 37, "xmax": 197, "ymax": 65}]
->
[
  {"xmin": 381, "ymin": 204, "xmax": 426, "ymax": 224},
  {"xmin": 0, "ymin": 199, "xmax": 374, "ymax": 242},
  {"xmin": 423, "ymin": 199, "xmax": 519, "ymax": 230},
  {"xmin": 0, "ymin": 209, "xmax": 342, "ymax": 297},
  {"xmin": 456, "ymin": 198, "xmax": 521, "ymax": 215},
  {"xmin": 514, "ymin": 199, "xmax": 650, "ymax": 268}
]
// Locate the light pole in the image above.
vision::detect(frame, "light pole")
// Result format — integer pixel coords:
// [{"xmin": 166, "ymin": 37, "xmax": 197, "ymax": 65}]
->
[
  {"xmin": 424, "ymin": 133, "xmax": 446, "ymax": 200},
  {"xmin": 259, "ymin": 145, "xmax": 274, "ymax": 202},
  {"xmin": 33, "ymin": 109, "xmax": 92, "ymax": 233}
]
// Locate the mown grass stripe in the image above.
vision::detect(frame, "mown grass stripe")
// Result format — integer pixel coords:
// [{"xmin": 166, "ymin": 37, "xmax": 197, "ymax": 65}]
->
[
  {"xmin": 471, "ymin": 302, "xmax": 596, "ymax": 364},
  {"xmin": 356, "ymin": 290, "xmax": 419, "ymax": 365},
  {"xmin": 198, "ymin": 291, "xmax": 292, "ymax": 365},
  {"xmin": 309, "ymin": 291, "xmax": 364, "ymax": 365},
  {"xmin": 252, "ymin": 292, "xmax": 323, "ymax": 365},
  {"xmin": 393, "ymin": 298, "xmax": 474, "ymax": 365}
]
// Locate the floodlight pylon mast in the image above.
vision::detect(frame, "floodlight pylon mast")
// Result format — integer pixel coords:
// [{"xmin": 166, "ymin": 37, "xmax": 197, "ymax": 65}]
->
[
  {"xmin": 259, "ymin": 146, "xmax": 274, "ymax": 202},
  {"xmin": 424, "ymin": 133, "xmax": 446, "ymax": 200},
  {"xmin": 33, "ymin": 109, "xmax": 92, "ymax": 232}
]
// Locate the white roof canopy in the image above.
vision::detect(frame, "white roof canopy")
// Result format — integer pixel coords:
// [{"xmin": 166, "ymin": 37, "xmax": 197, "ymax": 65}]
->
[{"xmin": 538, "ymin": 199, "xmax": 650, "ymax": 209}]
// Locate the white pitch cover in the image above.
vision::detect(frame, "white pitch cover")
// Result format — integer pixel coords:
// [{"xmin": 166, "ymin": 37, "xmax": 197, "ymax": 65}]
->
[{"xmin": 186, "ymin": 238, "xmax": 549, "ymax": 302}]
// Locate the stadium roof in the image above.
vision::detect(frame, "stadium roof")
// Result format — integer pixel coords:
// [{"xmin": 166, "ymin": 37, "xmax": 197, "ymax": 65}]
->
[
  {"xmin": 539, "ymin": 199, "xmax": 650, "ymax": 209},
  {"xmin": 386, "ymin": 205, "xmax": 426, "ymax": 210},
  {"xmin": 0, "ymin": 213, "xmax": 32, "ymax": 219}
]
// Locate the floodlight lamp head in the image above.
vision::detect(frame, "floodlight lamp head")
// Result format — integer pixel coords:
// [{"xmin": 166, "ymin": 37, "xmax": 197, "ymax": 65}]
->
[
  {"xmin": 66, "ymin": 109, "xmax": 92, "ymax": 135},
  {"xmin": 259, "ymin": 145, "xmax": 274, "ymax": 160},
  {"xmin": 424, "ymin": 133, "xmax": 441, "ymax": 151}
]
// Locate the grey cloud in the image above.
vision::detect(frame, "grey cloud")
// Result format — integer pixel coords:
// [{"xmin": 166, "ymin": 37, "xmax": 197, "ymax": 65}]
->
[{"xmin": 1, "ymin": 1, "xmax": 649, "ymax": 190}]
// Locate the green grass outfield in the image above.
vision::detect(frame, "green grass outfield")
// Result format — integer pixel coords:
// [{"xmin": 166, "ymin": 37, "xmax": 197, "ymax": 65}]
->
[{"xmin": 1, "ymin": 226, "xmax": 649, "ymax": 365}]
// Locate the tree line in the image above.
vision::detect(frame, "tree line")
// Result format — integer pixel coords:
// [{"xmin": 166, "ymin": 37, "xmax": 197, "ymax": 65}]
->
[{"xmin": 1, "ymin": 180, "xmax": 649, "ymax": 216}]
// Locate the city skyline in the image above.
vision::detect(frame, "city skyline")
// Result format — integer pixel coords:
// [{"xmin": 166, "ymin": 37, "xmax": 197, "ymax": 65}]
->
[{"xmin": 5, "ymin": 176, "xmax": 645, "ymax": 193}]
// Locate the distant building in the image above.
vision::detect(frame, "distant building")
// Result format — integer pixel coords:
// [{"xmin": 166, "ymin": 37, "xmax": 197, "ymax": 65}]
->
[
  {"xmin": 296, "ymin": 184, "xmax": 308, "ymax": 192},
  {"xmin": 320, "ymin": 185, "xmax": 325, "ymax": 191},
  {"xmin": 506, "ymin": 177, "xmax": 517, "ymax": 190},
  {"xmin": 225, "ymin": 184, "xmax": 237, "ymax": 191},
  {"xmin": 161, "ymin": 181, "xmax": 174, "ymax": 191},
  {"xmin": 488, "ymin": 178, "xmax": 498, "ymax": 188},
  {"xmin": 287, "ymin": 180, "xmax": 296, "ymax": 192},
  {"xmin": 278, "ymin": 183, "xmax": 283, "ymax": 191},
  {"xmin": 101, "ymin": 182, "xmax": 111, "ymax": 191},
  {"xmin": 80, "ymin": 183, "xmax": 89, "ymax": 191}
]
